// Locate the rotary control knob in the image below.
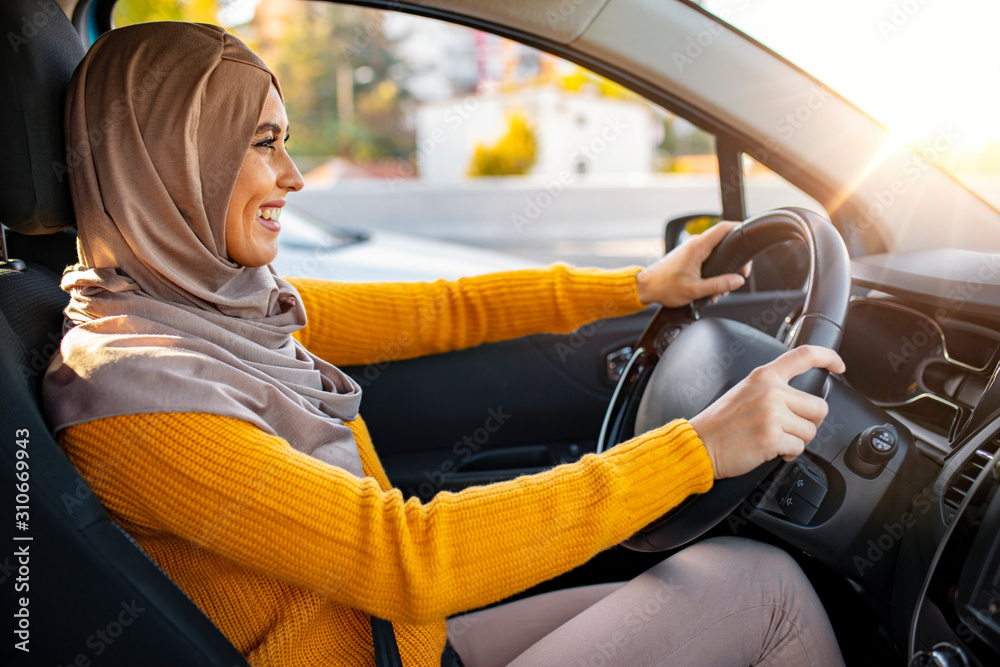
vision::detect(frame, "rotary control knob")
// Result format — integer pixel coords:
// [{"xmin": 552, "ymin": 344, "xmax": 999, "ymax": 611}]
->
[
  {"xmin": 857, "ymin": 424, "xmax": 897, "ymax": 464},
  {"xmin": 845, "ymin": 423, "xmax": 899, "ymax": 479},
  {"xmin": 909, "ymin": 642, "xmax": 970, "ymax": 667}
]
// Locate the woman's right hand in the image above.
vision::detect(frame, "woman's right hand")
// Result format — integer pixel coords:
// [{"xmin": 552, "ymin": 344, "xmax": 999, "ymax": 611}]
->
[{"xmin": 689, "ymin": 345, "xmax": 846, "ymax": 480}]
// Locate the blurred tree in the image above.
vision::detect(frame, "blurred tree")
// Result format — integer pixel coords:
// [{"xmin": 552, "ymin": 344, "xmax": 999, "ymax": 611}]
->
[
  {"xmin": 659, "ymin": 116, "xmax": 714, "ymax": 156},
  {"xmin": 558, "ymin": 67, "xmax": 640, "ymax": 102},
  {"xmin": 237, "ymin": 2, "xmax": 414, "ymax": 162},
  {"xmin": 684, "ymin": 215, "xmax": 717, "ymax": 235},
  {"xmin": 468, "ymin": 113, "xmax": 537, "ymax": 177},
  {"xmin": 113, "ymin": 0, "xmax": 415, "ymax": 164},
  {"xmin": 113, "ymin": 0, "xmax": 218, "ymax": 26}
]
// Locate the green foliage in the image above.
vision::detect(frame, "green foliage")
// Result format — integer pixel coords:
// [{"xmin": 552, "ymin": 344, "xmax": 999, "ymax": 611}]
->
[
  {"xmin": 558, "ymin": 67, "xmax": 641, "ymax": 102},
  {"xmin": 236, "ymin": 4, "xmax": 414, "ymax": 161},
  {"xmin": 658, "ymin": 116, "xmax": 714, "ymax": 156},
  {"xmin": 113, "ymin": 0, "xmax": 218, "ymax": 26},
  {"xmin": 684, "ymin": 215, "xmax": 718, "ymax": 235},
  {"xmin": 111, "ymin": 1, "xmax": 414, "ymax": 162},
  {"xmin": 467, "ymin": 114, "xmax": 537, "ymax": 177}
]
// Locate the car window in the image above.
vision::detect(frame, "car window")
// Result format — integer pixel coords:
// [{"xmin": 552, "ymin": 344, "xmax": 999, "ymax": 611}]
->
[
  {"xmin": 113, "ymin": 0, "xmax": 828, "ymax": 279},
  {"xmin": 742, "ymin": 156, "xmax": 827, "ymax": 219}
]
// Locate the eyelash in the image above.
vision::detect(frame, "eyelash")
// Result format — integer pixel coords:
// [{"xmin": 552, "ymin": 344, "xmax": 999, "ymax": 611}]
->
[{"xmin": 253, "ymin": 135, "xmax": 290, "ymax": 150}]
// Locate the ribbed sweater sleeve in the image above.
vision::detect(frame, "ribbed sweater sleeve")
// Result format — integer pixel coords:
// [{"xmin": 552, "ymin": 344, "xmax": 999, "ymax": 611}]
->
[
  {"xmin": 62, "ymin": 412, "xmax": 713, "ymax": 625},
  {"xmin": 286, "ymin": 263, "xmax": 647, "ymax": 366}
]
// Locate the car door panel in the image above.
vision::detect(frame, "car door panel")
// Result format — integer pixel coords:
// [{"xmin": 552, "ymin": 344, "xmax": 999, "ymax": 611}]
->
[
  {"xmin": 346, "ymin": 289, "xmax": 805, "ymax": 499},
  {"xmin": 345, "ymin": 320, "xmax": 633, "ymax": 499}
]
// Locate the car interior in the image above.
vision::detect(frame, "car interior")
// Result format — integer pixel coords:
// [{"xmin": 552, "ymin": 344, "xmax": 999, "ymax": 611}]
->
[{"xmin": 4, "ymin": 1, "xmax": 1000, "ymax": 666}]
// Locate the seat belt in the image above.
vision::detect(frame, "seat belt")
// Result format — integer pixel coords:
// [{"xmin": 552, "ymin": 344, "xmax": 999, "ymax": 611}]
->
[{"xmin": 371, "ymin": 616, "xmax": 403, "ymax": 667}]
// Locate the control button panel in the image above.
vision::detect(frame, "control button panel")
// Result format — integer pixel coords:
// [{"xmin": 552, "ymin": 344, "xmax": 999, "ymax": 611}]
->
[{"xmin": 776, "ymin": 461, "xmax": 828, "ymax": 526}]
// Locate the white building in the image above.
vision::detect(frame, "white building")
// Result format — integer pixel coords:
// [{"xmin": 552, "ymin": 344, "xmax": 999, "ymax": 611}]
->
[{"xmin": 414, "ymin": 85, "xmax": 655, "ymax": 181}]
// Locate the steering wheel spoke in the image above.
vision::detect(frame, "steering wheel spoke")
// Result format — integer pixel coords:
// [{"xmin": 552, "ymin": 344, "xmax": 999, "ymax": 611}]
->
[{"xmin": 599, "ymin": 207, "xmax": 852, "ymax": 552}]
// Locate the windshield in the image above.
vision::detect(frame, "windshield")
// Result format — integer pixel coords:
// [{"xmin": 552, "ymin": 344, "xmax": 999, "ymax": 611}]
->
[{"xmin": 699, "ymin": 0, "xmax": 1000, "ymax": 210}]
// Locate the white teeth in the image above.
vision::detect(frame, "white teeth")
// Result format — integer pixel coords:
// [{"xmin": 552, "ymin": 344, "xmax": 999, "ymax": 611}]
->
[{"xmin": 258, "ymin": 207, "xmax": 281, "ymax": 222}]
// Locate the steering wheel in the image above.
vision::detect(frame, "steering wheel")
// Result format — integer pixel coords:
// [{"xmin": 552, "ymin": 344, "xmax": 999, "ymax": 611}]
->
[{"xmin": 597, "ymin": 207, "xmax": 852, "ymax": 551}]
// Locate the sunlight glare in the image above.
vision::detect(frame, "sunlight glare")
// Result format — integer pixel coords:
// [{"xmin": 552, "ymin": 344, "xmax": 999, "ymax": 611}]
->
[{"xmin": 702, "ymin": 0, "xmax": 1000, "ymax": 152}]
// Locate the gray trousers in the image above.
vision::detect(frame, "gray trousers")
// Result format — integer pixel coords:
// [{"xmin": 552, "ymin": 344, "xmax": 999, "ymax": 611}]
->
[{"xmin": 446, "ymin": 537, "xmax": 846, "ymax": 667}]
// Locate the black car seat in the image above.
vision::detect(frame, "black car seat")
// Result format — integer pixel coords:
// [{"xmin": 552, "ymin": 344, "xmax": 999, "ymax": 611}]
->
[{"xmin": 0, "ymin": 1, "xmax": 251, "ymax": 664}]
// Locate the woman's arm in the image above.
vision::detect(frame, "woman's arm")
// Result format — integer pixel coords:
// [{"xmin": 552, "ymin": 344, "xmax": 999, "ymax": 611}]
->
[
  {"xmin": 287, "ymin": 223, "xmax": 750, "ymax": 367},
  {"xmin": 287, "ymin": 263, "xmax": 647, "ymax": 367},
  {"xmin": 60, "ymin": 412, "xmax": 712, "ymax": 625}
]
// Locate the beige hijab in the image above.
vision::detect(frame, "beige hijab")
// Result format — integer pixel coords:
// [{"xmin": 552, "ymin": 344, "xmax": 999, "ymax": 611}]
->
[{"xmin": 42, "ymin": 22, "xmax": 364, "ymax": 477}]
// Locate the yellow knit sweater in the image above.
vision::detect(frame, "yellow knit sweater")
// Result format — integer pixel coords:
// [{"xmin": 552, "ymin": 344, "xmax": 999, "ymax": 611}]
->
[{"xmin": 59, "ymin": 264, "xmax": 715, "ymax": 666}]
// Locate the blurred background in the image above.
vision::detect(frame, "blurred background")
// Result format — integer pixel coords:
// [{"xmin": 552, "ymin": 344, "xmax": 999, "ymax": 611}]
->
[{"xmin": 111, "ymin": 0, "xmax": 1000, "ymax": 269}]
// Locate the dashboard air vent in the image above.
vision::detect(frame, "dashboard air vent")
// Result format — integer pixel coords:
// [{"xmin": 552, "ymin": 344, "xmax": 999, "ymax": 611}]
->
[{"xmin": 942, "ymin": 437, "xmax": 1000, "ymax": 524}]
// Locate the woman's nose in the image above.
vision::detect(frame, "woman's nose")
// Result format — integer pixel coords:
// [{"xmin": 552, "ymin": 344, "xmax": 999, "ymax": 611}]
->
[{"xmin": 280, "ymin": 152, "xmax": 305, "ymax": 193}]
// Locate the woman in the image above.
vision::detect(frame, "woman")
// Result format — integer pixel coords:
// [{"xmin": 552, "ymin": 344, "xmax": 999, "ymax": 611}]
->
[{"xmin": 43, "ymin": 21, "xmax": 846, "ymax": 667}]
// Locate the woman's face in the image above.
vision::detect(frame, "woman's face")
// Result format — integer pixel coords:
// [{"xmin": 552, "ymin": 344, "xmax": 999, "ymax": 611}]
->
[{"xmin": 225, "ymin": 84, "xmax": 304, "ymax": 267}]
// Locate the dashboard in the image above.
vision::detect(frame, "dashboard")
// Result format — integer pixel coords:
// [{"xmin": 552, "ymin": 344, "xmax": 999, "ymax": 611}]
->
[
  {"xmin": 840, "ymin": 298, "xmax": 999, "ymax": 455},
  {"xmin": 596, "ymin": 240, "xmax": 1000, "ymax": 666},
  {"xmin": 841, "ymin": 250, "xmax": 1000, "ymax": 666}
]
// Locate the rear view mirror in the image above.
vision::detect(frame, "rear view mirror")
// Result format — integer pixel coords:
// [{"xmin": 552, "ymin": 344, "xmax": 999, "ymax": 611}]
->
[{"xmin": 663, "ymin": 213, "xmax": 722, "ymax": 252}]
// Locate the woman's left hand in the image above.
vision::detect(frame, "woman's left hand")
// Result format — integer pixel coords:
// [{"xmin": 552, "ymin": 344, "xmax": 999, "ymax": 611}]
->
[{"xmin": 635, "ymin": 221, "xmax": 751, "ymax": 308}]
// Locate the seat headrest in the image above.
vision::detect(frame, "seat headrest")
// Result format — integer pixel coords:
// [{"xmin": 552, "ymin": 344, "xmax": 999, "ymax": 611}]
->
[{"xmin": 2, "ymin": 0, "xmax": 85, "ymax": 235}]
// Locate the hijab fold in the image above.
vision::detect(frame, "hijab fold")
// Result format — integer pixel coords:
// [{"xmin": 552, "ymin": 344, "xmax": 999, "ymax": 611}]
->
[{"xmin": 43, "ymin": 22, "xmax": 365, "ymax": 477}]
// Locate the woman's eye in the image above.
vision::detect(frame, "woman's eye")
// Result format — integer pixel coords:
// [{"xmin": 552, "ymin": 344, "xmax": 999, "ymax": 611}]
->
[{"xmin": 253, "ymin": 137, "xmax": 277, "ymax": 149}]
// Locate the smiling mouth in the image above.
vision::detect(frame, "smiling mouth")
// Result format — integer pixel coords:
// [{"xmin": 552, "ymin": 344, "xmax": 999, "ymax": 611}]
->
[{"xmin": 256, "ymin": 206, "xmax": 282, "ymax": 231}]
